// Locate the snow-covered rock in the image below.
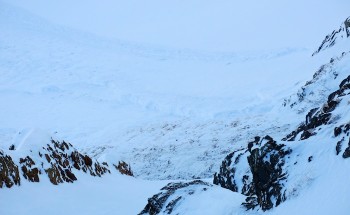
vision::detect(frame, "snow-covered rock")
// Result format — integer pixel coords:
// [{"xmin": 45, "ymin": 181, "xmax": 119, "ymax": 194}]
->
[
  {"xmin": 0, "ymin": 130, "xmax": 136, "ymax": 188},
  {"xmin": 282, "ymin": 51, "xmax": 350, "ymax": 114},
  {"xmin": 140, "ymin": 21, "xmax": 350, "ymax": 212},
  {"xmin": 313, "ymin": 17, "xmax": 350, "ymax": 56},
  {"xmin": 213, "ymin": 136, "xmax": 292, "ymax": 211},
  {"xmin": 0, "ymin": 150, "xmax": 20, "ymax": 188}
]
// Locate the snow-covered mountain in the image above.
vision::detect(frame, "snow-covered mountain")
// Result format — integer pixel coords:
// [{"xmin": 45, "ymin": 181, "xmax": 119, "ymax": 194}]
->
[
  {"xmin": 139, "ymin": 17, "xmax": 350, "ymax": 214},
  {"xmin": 1, "ymin": 1, "xmax": 350, "ymax": 215},
  {"xmin": 313, "ymin": 17, "xmax": 350, "ymax": 56}
]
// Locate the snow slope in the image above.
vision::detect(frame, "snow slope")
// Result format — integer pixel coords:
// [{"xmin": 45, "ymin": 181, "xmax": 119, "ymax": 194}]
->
[
  {"xmin": 0, "ymin": 1, "xmax": 316, "ymax": 152},
  {"xmin": 1, "ymin": 173, "xmax": 169, "ymax": 215},
  {"xmin": 139, "ymin": 38, "xmax": 350, "ymax": 215}
]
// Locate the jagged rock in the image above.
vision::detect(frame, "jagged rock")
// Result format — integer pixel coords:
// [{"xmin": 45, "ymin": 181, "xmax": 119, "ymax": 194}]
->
[
  {"xmin": 0, "ymin": 151, "xmax": 20, "ymax": 188},
  {"xmin": 308, "ymin": 156, "xmax": 313, "ymax": 162},
  {"xmin": 41, "ymin": 139, "xmax": 110, "ymax": 184},
  {"xmin": 1, "ymin": 138, "xmax": 112, "ymax": 188},
  {"xmin": 336, "ymin": 138, "xmax": 344, "ymax": 155},
  {"xmin": 214, "ymin": 136, "xmax": 291, "ymax": 211},
  {"xmin": 213, "ymin": 148, "xmax": 245, "ymax": 192},
  {"xmin": 283, "ymin": 75, "xmax": 350, "ymax": 141},
  {"xmin": 343, "ymin": 147, "xmax": 350, "ymax": 158},
  {"xmin": 65, "ymin": 169, "xmax": 77, "ymax": 181},
  {"xmin": 283, "ymin": 52, "xmax": 349, "ymax": 114},
  {"xmin": 334, "ymin": 124, "xmax": 350, "ymax": 138},
  {"xmin": 342, "ymin": 138, "xmax": 350, "ymax": 159},
  {"xmin": 114, "ymin": 161, "xmax": 134, "ymax": 176},
  {"xmin": 19, "ymin": 156, "xmax": 40, "ymax": 182},
  {"xmin": 313, "ymin": 16, "xmax": 350, "ymax": 56},
  {"xmin": 245, "ymin": 136, "xmax": 291, "ymax": 211},
  {"xmin": 45, "ymin": 165, "xmax": 63, "ymax": 185},
  {"xmin": 345, "ymin": 18, "xmax": 350, "ymax": 37},
  {"xmin": 139, "ymin": 180, "xmax": 211, "ymax": 215},
  {"xmin": 83, "ymin": 155, "xmax": 93, "ymax": 166},
  {"xmin": 282, "ymin": 73, "xmax": 350, "ymax": 158}
]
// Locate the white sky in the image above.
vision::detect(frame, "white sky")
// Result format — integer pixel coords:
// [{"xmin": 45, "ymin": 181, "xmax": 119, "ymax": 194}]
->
[{"xmin": 2, "ymin": 0, "xmax": 350, "ymax": 52}]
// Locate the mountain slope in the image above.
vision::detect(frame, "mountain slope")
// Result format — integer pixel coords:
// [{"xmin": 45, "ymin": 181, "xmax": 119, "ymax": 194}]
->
[
  {"xmin": 313, "ymin": 17, "xmax": 350, "ymax": 55},
  {"xmin": 139, "ymin": 17, "xmax": 350, "ymax": 214},
  {"xmin": 1, "ymin": 1, "xmax": 350, "ymax": 215}
]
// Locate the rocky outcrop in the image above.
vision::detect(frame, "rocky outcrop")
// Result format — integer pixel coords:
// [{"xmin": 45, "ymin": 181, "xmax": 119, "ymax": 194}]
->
[
  {"xmin": 41, "ymin": 139, "xmax": 111, "ymax": 184},
  {"xmin": 20, "ymin": 156, "xmax": 40, "ymax": 182},
  {"xmin": 283, "ymin": 75, "xmax": 350, "ymax": 142},
  {"xmin": 312, "ymin": 17, "xmax": 350, "ymax": 56},
  {"xmin": 0, "ymin": 150, "xmax": 20, "ymax": 188},
  {"xmin": 114, "ymin": 161, "xmax": 134, "ymax": 176},
  {"xmin": 283, "ymin": 52, "xmax": 349, "ymax": 113},
  {"xmin": 213, "ymin": 148, "xmax": 245, "ymax": 193},
  {"xmin": 0, "ymin": 138, "xmax": 114, "ymax": 188},
  {"xmin": 244, "ymin": 136, "xmax": 291, "ymax": 210},
  {"xmin": 139, "ymin": 180, "xmax": 211, "ymax": 215},
  {"xmin": 213, "ymin": 136, "xmax": 291, "ymax": 211}
]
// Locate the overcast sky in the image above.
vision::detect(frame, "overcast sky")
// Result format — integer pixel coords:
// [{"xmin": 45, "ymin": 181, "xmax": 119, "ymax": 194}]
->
[{"xmin": 3, "ymin": 0, "xmax": 350, "ymax": 52}]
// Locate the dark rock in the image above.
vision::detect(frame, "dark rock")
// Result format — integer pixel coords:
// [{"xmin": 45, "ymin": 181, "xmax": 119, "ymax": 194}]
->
[
  {"xmin": 83, "ymin": 155, "xmax": 93, "ymax": 166},
  {"xmin": 114, "ymin": 161, "xmax": 134, "ymax": 176},
  {"xmin": 45, "ymin": 154, "xmax": 51, "ymax": 163},
  {"xmin": 214, "ymin": 136, "xmax": 291, "ymax": 211},
  {"xmin": 246, "ymin": 136, "xmax": 290, "ymax": 211},
  {"xmin": 45, "ymin": 165, "xmax": 63, "ymax": 185},
  {"xmin": 65, "ymin": 169, "xmax": 77, "ymax": 181},
  {"xmin": 139, "ymin": 180, "xmax": 211, "ymax": 215},
  {"xmin": 339, "ymin": 75, "xmax": 350, "ymax": 89},
  {"xmin": 336, "ymin": 138, "xmax": 344, "ymax": 155},
  {"xmin": 306, "ymin": 108, "xmax": 318, "ymax": 125},
  {"xmin": 345, "ymin": 18, "xmax": 350, "ymax": 37},
  {"xmin": 342, "ymin": 139, "xmax": 350, "ymax": 159},
  {"xmin": 9, "ymin": 145, "xmax": 15, "ymax": 150},
  {"xmin": 301, "ymin": 129, "xmax": 314, "ymax": 140},
  {"xmin": 213, "ymin": 148, "xmax": 245, "ymax": 192},
  {"xmin": 165, "ymin": 196, "xmax": 182, "ymax": 214},
  {"xmin": 20, "ymin": 156, "xmax": 40, "ymax": 182},
  {"xmin": 283, "ymin": 74, "xmax": 350, "ymax": 141},
  {"xmin": 342, "ymin": 146, "xmax": 350, "ymax": 159},
  {"xmin": 334, "ymin": 126, "xmax": 343, "ymax": 137},
  {"xmin": 1, "ymin": 139, "xmax": 112, "ymax": 189},
  {"xmin": 312, "ymin": 17, "xmax": 350, "ymax": 55},
  {"xmin": 0, "ymin": 151, "xmax": 20, "ymax": 188},
  {"xmin": 308, "ymin": 156, "xmax": 313, "ymax": 162}
]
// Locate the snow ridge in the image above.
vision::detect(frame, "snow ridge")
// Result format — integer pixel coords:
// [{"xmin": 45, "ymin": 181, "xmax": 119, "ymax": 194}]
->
[{"xmin": 313, "ymin": 16, "xmax": 350, "ymax": 56}]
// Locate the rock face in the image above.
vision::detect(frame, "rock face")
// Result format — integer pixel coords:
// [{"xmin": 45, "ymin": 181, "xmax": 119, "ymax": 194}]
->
[
  {"xmin": 213, "ymin": 136, "xmax": 291, "ymax": 211},
  {"xmin": 283, "ymin": 51, "xmax": 349, "ymax": 114},
  {"xmin": 213, "ymin": 148, "xmax": 245, "ymax": 193},
  {"xmin": 114, "ymin": 161, "xmax": 134, "ymax": 176},
  {"xmin": 0, "ymin": 150, "xmax": 20, "ymax": 188},
  {"xmin": 244, "ymin": 136, "xmax": 291, "ymax": 210},
  {"xmin": 312, "ymin": 16, "xmax": 350, "ymax": 56},
  {"xmin": 139, "ymin": 180, "xmax": 211, "ymax": 215},
  {"xmin": 283, "ymin": 74, "xmax": 350, "ymax": 146},
  {"xmin": 0, "ymin": 138, "xmax": 113, "ymax": 188},
  {"xmin": 213, "ymin": 68, "xmax": 350, "ymax": 211},
  {"xmin": 20, "ymin": 156, "xmax": 40, "ymax": 182},
  {"xmin": 345, "ymin": 18, "xmax": 350, "ymax": 37},
  {"xmin": 35, "ymin": 139, "xmax": 111, "ymax": 185}
]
